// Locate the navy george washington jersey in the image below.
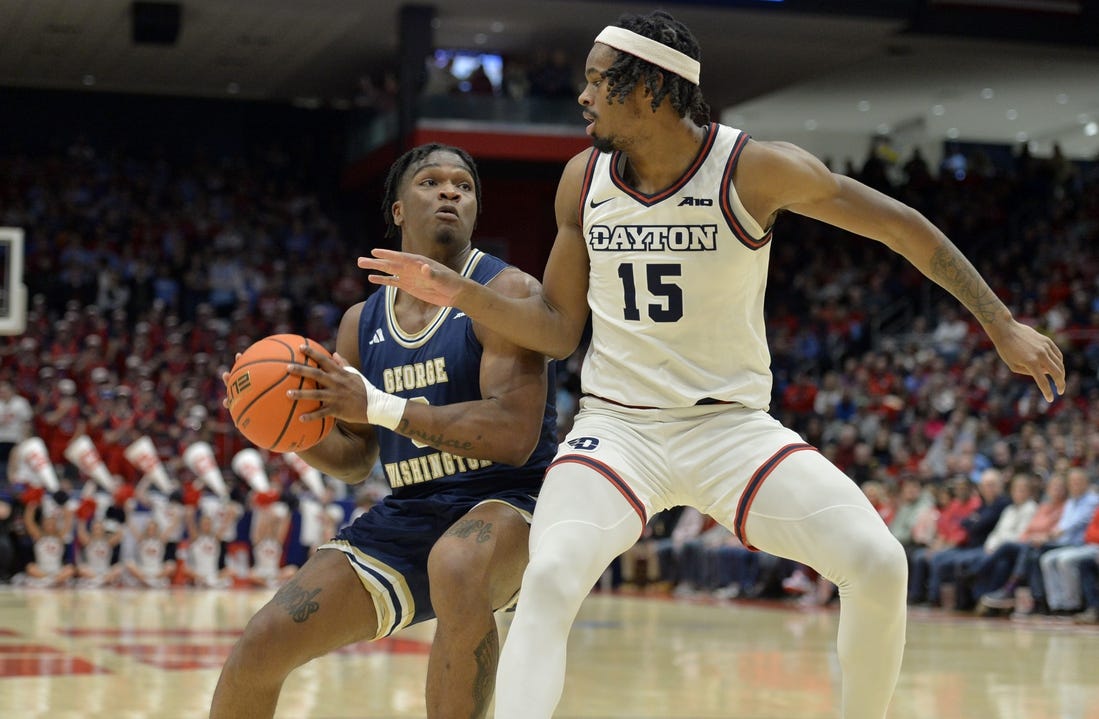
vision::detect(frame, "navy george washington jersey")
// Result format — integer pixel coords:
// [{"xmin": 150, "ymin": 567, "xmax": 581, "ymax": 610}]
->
[{"xmin": 357, "ymin": 249, "xmax": 556, "ymax": 498}]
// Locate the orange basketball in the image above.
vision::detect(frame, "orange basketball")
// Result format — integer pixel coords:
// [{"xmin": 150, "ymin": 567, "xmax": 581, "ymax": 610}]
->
[{"xmin": 226, "ymin": 334, "xmax": 335, "ymax": 453}]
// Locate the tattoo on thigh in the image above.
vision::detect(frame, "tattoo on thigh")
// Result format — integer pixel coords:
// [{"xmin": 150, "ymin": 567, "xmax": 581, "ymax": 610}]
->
[
  {"xmin": 445, "ymin": 519, "xmax": 494, "ymax": 543},
  {"xmin": 273, "ymin": 578, "xmax": 323, "ymax": 623},
  {"xmin": 470, "ymin": 629, "xmax": 498, "ymax": 719}
]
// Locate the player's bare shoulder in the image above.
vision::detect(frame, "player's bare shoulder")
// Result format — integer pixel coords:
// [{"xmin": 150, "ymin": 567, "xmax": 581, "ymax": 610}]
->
[
  {"xmin": 556, "ymin": 149, "xmax": 598, "ymax": 220},
  {"xmin": 736, "ymin": 138, "xmax": 839, "ymax": 218},
  {"xmin": 486, "ymin": 266, "xmax": 543, "ymax": 302},
  {"xmin": 563, "ymin": 148, "xmax": 595, "ymax": 180},
  {"xmin": 473, "ymin": 266, "xmax": 545, "ymax": 352},
  {"xmin": 336, "ymin": 300, "xmax": 367, "ymax": 366},
  {"xmin": 739, "ymin": 138, "xmax": 819, "ymax": 174}
]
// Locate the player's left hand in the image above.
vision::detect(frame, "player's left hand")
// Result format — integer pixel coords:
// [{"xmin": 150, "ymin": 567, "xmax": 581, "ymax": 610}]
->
[
  {"xmin": 285, "ymin": 346, "xmax": 370, "ymax": 425},
  {"xmin": 988, "ymin": 319, "xmax": 1065, "ymax": 402},
  {"xmin": 358, "ymin": 248, "xmax": 467, "ymax": 308}
]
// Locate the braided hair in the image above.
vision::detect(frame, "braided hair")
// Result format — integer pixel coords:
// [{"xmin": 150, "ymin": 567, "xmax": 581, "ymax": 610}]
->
[
  {"xmin": 602, "ymin": 11, "xmax": 711, "ymax": 127},
  {"xmin": 381, "ymin": 143, "xmax": 482, "ymax": 239}
]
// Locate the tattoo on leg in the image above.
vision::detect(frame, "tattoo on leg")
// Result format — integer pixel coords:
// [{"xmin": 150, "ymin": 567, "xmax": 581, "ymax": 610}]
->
[
  {"xmin": 445, "ymin": 519, "xmax": 494, "ymax": 543},
  {"xmin": 469, "ymin": 629, "xmax": 499, "ymax": 719},
  {"xmin": 272, "ymin": 578, "xmax": 323, "ymax": 623}
]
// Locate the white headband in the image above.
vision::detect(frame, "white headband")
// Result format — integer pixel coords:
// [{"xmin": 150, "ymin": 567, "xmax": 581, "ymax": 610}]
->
[{"xmin": 594, "ymin": 26, "xmax": 700, "ymax": 86}]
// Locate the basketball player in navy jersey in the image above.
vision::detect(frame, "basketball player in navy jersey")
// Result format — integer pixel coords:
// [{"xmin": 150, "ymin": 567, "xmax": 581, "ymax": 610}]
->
[
  {"xmin": 210, "ymin": 144, "xmax": 556, "ymax": 719},
  {"xmin": 360, "ymin": 12, "xmax": 1065, "ymax": 719}
]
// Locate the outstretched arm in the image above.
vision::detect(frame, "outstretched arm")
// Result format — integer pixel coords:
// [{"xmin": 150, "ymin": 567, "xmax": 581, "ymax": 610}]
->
[
  {"xmin": 160, "ymin": 509, "xmax": 183, "ymax": 542},
  {"xmin": 57, "ymin": 504, "xmax": 74, "ymax": 538},
  {"xmin": 184, "ymin": 504, "xmax": 199, "ymax": 539},
  {"xmin": 738, "ymin": 140, "xmax": 1065, "ymax": 401},
  {"xmin": 289, "ymin": 269, "xmax": 552, "ymax": 467},
  {"xmin": 358, "ymin": 151, "xmax": 594, "ymax": 360},
  {"xmin": 24, "ymin": 501, "xmax": 41, "ymax": 541},
  {"xmin": 75, "ymin": 516, "xmax": 91, "ymax": 546}
]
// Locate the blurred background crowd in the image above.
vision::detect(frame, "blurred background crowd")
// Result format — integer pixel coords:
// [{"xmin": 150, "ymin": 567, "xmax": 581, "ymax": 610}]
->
[{"xmin": 0, "ymin": 42, "xmax": 1098, "ymax": 624}]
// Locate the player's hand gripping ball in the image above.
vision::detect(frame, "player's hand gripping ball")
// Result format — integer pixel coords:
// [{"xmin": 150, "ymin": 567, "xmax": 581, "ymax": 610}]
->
[{"xmin": 226, "ymin": 334, "xmax": 335, "ymax": 453}]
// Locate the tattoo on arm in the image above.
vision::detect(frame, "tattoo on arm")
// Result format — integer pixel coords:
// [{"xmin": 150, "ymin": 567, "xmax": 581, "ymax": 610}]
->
[
  {"xmin": 398, "ymin": 421, "xmax": 475, "ymax": 452},
  {"xmin": 928, "ymin": 245, "xmax": 1003, "ymax": 323},
  {"xmin": 272, "ymin": 578, "xmax": 323, "ymax": 623},
  {"xmin": 444, "ymin": 519, "xmax": 494, "ymax": 543},
  {"xmin": 470, "ymin": 629, "xmax": 499, "ymax": 719}
]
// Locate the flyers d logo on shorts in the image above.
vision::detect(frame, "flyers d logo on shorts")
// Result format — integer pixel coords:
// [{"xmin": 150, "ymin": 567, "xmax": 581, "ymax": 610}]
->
[{"xmin": 566, "ymin": 437, "xmax": 600, "ymax": 451}]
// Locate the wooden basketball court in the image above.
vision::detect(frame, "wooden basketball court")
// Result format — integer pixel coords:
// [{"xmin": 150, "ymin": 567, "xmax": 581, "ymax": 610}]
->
[{"xmin": 0, "ymin": 585, "xmax": 1096, "ymax": 718}]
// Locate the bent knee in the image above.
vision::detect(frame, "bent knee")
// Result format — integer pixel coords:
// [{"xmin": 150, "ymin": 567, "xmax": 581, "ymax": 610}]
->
[
  {"xmin": 853, "ymin": 533, "xmax": 908, "ymax": 590},
  {"xmin": 430, "ymin": 526, "xmax": 528, "ymax": 607},
  {"xmin": 237, "ymin": 608, "xmax": 283, "ymax": 657},
  {"xmin": 429, "ymin": 540, "xmax": 494, "ymax": 588},
  {"xmin": 226, "ymin": 605, "xmax": 306, "ymax": 679},
  {"xmin": 520, "ymin": 549, "xmax": 591, "ymax": 606}
]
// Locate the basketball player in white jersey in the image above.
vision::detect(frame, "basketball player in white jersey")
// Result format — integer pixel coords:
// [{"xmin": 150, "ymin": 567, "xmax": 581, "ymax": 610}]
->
[{"xmin": 361, "ymin": 11, "xmax": 1065, "ymax": 718}]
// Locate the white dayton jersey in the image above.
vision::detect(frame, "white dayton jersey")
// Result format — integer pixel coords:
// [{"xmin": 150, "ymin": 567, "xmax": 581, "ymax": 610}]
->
[{"xmin": 578, "ymin": 124, "xmax": 773, "ymax": 410}]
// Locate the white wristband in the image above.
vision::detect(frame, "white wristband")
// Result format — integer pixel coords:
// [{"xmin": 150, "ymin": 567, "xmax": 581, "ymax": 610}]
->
[{"xmin": 343, "ymin": 366, "xmax": 407, "ymax": 430}]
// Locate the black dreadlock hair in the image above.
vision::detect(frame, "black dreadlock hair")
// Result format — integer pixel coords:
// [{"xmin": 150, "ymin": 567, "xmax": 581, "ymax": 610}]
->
[
  {"xmin": 381, "ymin": 143, "xmax": 482, "ymax": 239},
  {"xmin": 602, "ymin": 10, "xmax": 711, "ymax": 127}
]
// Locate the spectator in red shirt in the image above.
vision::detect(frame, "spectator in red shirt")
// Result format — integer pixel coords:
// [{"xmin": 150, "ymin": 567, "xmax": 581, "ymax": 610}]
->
[
  {"xmin": 781, "ymin": 370, "xmax": 818, "ymax": 415},
  {"xmin": 907, "ymin": 476, "xmax": 980, "ymax": 604},
  {"xmin": 41, "ymin": 378, "xmax": 85, "ymax": 463}
]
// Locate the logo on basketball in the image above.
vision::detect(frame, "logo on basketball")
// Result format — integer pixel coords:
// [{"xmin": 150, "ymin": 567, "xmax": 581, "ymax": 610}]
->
[
  {"xmin": 566, "ymin": 437, "xmax": 600, "ymax": 451},
  {"xmin": 228, "ymin": 373, "xmax": 252, "ymax": 405},
  {"xmin": 225, "ymin": 334, "xmax": 336, "ymax": 453}
]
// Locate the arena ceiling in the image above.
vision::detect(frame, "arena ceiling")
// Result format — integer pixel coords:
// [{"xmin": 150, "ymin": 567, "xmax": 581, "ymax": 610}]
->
[{"xmin": 1, "ymin": 0, "xmax": 1098, "ymax": 158}]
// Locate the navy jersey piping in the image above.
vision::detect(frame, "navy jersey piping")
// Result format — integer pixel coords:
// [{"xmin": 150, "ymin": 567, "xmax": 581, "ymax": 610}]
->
[{"xmin": 720, "ymin": 132, "xmax": 773, "ymax": 250}]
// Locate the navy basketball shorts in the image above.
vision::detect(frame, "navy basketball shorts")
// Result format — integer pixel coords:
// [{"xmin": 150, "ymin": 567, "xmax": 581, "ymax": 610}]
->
[{"xmin": 319, "ymin": 486, "xmax": 536, "ymax": 640}]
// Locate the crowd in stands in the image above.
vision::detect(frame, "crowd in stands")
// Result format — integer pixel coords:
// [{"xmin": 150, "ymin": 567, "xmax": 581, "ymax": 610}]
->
[
  {"xmin": 0, "ymin": 130, "xmax": 382, "ymax": 588},
  {"xmin": 420, "ymin": 47, "xmax": 579, "ymax": 101},
  {"xmin": 0, "ymin": 120, "xmax": 1098, "ymax": 629}
]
